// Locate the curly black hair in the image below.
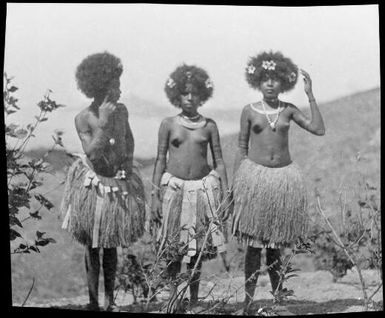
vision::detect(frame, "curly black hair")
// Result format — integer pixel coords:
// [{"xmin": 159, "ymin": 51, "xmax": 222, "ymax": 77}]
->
[
  {"xmin": 245, "ymin": 51, "xmax": 298, "ymax": 93},
  {"xmin": 75, "ymin": 51, "xmax": 123, "ymax": 98},
  {"xmin": 164, "ymin": 64, "xmax": 214, "ymax": 107}
]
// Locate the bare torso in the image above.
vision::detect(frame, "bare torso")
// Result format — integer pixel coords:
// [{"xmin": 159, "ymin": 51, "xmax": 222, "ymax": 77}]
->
[
  {"xmin": 75, "ymin": 103, "xmax": 133, "ymax": 177},
  {"xmin": 165, "ymin": 116, "xmax": 214, "ymax": 180},
  {"xmin": 241, "ymin": 102, "xmax": 293, "ymax": 168}
]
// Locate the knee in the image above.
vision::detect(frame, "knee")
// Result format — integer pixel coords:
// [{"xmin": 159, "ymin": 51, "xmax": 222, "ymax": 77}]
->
[
  {"xmin": 103, "ymin": 248, "xmax": 117, "ymax": 263},
  {"xmin": 245, "ymin": 247, "xmax": 262, "ymax": 263},
  {"xmin": 266, "ymin": 248, "xmax": 281, "ymax": 266}
]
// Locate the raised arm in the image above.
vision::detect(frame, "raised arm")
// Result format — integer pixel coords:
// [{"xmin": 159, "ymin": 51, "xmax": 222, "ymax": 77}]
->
[
  {"xmin": 150, "ymin": 118, "xmax": 170, "ymax": 223},
  {"xmin": 75, "ymin": 98, "xmax": 116, "ymax": 161},
  {"xmin": 233, "ymin": 105, "xmax": 250, "ymax": 175},
  {"xmin": 291, "ymin": 69, "xmax": 325, "ymax": 136}
]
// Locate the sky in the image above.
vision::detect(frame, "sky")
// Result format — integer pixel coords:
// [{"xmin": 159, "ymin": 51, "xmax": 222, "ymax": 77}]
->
[{"xmin": 4, "ymin": 3, "xmax": 380, "ymax": 155}]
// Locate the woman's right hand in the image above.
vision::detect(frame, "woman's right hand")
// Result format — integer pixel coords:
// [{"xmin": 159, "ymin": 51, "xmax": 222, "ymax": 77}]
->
[{"xmin": 98, "ymin": 95, "xmax": 116, "ymax": 128}]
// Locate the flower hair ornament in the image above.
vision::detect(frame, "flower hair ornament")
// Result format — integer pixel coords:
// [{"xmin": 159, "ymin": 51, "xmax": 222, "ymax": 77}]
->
[
  {"xmin": 245, "ymin": 51, "xmax": 298, "ymax": 92},
  {"xmin": 164, "ymin": 64, "xmax": 214, "ymax": 107}
]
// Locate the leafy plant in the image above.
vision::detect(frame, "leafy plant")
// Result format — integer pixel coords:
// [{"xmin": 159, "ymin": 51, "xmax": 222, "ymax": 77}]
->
[
  {"xmin": 312, "ymin": 176, "xmax": 382, "ymax": 311},
  {"xmin": 5, "ymin": 72, "xmax": 65, "ymax": 255}
]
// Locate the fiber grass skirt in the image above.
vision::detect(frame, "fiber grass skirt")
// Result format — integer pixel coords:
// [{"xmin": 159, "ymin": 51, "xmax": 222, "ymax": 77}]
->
[
  {"xmin": 231, "ymin": 158, "xmax": 308, "ymax": 247},
  {"xmin": 60, "ymin": 158, "xmax": 146, "ymax": 248},
  {"xmin": 156, "ymin": 171, "xmax": 227, "ymax": 263}
]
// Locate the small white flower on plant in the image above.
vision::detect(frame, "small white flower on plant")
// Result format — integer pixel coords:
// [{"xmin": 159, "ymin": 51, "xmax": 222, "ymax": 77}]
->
[
  {"xmin": 262, "ymin": 60, "xmax": 276, "ymax": 71},
  {"xmin": 205, "ymin": 78, "xmax": 213, "ymax": 88},
  {"xmin": 288, "ymin": 71, "xmax": 297, "ymax": 83},
  {"xmin": 247, "ymin": 64, "xmax": 256, "ymax": 74},
  {"xmin": 167, "ymin": 78, "xmax": 176, "ymax": 88}
]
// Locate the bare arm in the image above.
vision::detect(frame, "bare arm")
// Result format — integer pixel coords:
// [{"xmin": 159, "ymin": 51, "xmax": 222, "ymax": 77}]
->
[
  {"xmin": 208, "ymin": 119, "xmax": 232, "ymax": 221},
  {"xmin": 120, "ymin": 104, "xmax": 134, "ymax": 175},
  {"xmin": 75, "ymin": 98, "xmax": 117, "ymax": 160},
  {"xmin": 75, "ymin": 113, "xmax": 110, "ymax": 161},
  {"xmin": 208, "ymin": 119, "xmax": 229, "ymax": 193},
  {"xmin": 150, "ymin": 118, "xmax": 170, "ymax": 221},
  {"xmin": 233, "ymin": 105, "xmax": 250, "ymax": 175},
  {"xmin": 291, "ymin": 69, "xmax": 325, "ymax": 136}
]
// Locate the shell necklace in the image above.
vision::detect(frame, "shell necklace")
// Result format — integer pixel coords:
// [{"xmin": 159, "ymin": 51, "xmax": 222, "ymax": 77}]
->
[
  {"xmin": 178, "ymin": 113, "xmax": 207, "ymax": 129},
  {"xmin": 260, "ymin": 99, "xmax": 284, "ymax": 131}
]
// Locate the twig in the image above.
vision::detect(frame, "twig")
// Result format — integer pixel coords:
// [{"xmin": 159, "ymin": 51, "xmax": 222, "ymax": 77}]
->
[
  {"xmin": 316, "ymin": 196, "xmax": 355, "ymax": 265},
  {"xmin": 21, "ymin": 277, "xmax": 35, "ymax": 307},
  {"xmin": 316, "ymin": 195, "xmax": 369, "ymax": 310},
  {"xmin": 368, "ymin": 282, "xmax": 383, "ymax": 302}
]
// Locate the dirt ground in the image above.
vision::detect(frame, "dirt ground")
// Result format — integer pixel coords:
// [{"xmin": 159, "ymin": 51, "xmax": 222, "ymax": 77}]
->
[{"xmin": 16, "ymin": 269, "xmax": 382, "ymax": 315}]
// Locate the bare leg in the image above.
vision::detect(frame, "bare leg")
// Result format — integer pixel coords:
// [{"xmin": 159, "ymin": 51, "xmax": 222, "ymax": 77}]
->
[
  {"xmin": 85, "ymin": 246, "xmax": 100, "ymax": 310},
  {"xmin": 244, "ymin": 246, "xmax": 262, "ymax": 310},
  {"xmin": 266, "ymin": 248, "xmax": 282, "ymax": 294},
  {"xmin": 187, "ymin": 256, "xmax": 203, "ymax": 305},
  {"xmin": 102, "ymin": 248, "xmax": 117, "ymax": 310}
]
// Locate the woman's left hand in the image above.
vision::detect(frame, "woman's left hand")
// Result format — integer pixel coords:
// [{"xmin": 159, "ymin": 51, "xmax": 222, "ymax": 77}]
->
[{"xmin": 300, "ymin": 69, "xmax": 313, "ymax": 95}]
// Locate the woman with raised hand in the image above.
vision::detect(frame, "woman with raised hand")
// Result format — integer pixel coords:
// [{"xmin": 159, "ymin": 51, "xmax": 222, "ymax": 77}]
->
[
  {"xmin": 60, "ymin": 52, "xmax": 146, "ymax": 312},
  {"xmin": 231, "ymin": 51, "xmax": 325, "ymax": 313},
  {"xmin": 151, "ymin": 64, "xmax": 230, "ymax": 309}
]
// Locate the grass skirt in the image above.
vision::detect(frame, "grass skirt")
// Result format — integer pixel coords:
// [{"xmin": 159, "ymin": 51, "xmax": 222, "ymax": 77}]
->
[
  {"xmin": 156, "ymin": 171, "xmax": 227, "ymax": 263},
  {"xmin": 60, "ymin": 157, "xmax": 146, "ymax": 248},
  {"xmin": 231, "ymin": 158, "xmax": 308, "ymax": 247}
]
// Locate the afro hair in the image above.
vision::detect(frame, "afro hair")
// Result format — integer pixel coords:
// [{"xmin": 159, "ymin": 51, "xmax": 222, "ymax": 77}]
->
[
  {"xmin": 164, "ymin": 64, "xmax": 214, "ymax": 107},
  {"xmin": 245, "ymin": 51, "xmax": 298, "ymax": 93},
  {"xmin": 75, "ymin": 51, "xmax": 123, "ymax": 98}
]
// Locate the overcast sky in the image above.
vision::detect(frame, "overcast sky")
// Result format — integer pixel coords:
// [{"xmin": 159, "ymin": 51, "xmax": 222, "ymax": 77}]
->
[{"xmin": 4, "ymin": 3, "xmax": 380, "ymax": 153}]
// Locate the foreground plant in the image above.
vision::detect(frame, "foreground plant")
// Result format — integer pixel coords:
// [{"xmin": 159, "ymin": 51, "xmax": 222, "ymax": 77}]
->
[
  {"xmin": 313, "ymin": 177, "xmax": 382, "ymax": 311},
  {"xmin": 5, "ymin": 72, "xmax": 65, "ymax": 303}
]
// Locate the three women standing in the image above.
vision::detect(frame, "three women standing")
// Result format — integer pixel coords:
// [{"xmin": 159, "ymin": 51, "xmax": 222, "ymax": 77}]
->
[{"xmin": 61, "ymin": 50, "xmax": 325, "ymax": 312}]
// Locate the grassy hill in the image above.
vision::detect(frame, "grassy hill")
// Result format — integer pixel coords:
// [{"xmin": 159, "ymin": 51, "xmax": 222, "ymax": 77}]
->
[{"xmin": 11, "ymin": 87, "xmax": 380, "ymax": 304}]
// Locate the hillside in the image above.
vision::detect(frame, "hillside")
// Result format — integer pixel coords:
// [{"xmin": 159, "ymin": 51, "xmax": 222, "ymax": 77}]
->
[{"xmin": 11, "ymin": 87, "xmax": 380, "ymax": 306}]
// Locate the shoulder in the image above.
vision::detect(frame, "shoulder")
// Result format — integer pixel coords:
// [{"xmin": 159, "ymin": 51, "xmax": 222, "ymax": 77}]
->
[
  {"xmin": 205, "ymin": 117, "xmax": 218, "ymax": 129},
  {"xmin": 240, "ymin": 103, "xmax": 254, "ymax": 118},
  {"xmin": 75, "ymin": 108, "xmax": 90, "ymax": 126},
  {"xmin": 159, "ymin": 116, "xmax": 175, "ymax": 130},
  {"xmin": 281, "ymin": 101, "xmax": 299, "ymax": 114},
  {"xmin": 116, "ymin": 102, "xmax": 129, "ymax": 116},
  {"xmin": 204, "ymin": 117, "xmax": 217, "ymax": 132}
]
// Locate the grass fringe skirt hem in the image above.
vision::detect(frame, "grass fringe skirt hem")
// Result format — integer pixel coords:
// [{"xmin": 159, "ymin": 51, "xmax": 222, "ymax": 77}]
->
[
  {"xmin": 231, "ymin": 158, "xmax": 308, "ymax": 245},
  {"xmin": 60, "ymin": 158, "xmax": 146, "ymax": 248}
]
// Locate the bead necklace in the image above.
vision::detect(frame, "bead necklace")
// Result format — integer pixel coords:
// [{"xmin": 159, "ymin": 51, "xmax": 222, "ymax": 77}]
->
[
  {"xmin": 261, "ymin": 99, "xmax": 284, "ymax": 131},
  {"xmin": 178, "ymin": 113, "xmax": 206, "ymax": 129},
  {"xmin": 180, "ymin": 113, "xmax": 201, "ymax": 120}
]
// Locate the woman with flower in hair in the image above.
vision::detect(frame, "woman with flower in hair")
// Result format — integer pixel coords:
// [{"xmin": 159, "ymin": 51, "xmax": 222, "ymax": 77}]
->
[
  {"xmin": 151, "ymin": 64, "xmax": 231, "ymax": 308},
  {"xmin": 231, "ymin": 51, "xmax": 325, "ymax": 312},
  {"xmin": 60, "ymin": 52, "xmax": 146, "ymax": 311}
]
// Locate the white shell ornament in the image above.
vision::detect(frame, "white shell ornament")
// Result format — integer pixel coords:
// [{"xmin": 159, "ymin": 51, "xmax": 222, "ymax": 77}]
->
[{"xmin": 109, "ymin": 138, "xmax": 115, "ymax": 145}]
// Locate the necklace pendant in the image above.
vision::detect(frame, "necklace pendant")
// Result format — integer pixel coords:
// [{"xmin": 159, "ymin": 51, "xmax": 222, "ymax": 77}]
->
[{"xmin": 269, "ymin": 122, "xmax": 276, "ymax": 130}]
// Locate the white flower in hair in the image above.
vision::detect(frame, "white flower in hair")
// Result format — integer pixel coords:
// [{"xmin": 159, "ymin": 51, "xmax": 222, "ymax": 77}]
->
[
  {"xmin": 262, "ymin": 60, "xmax": 276, "ymax": 71},
  {"xmin": 288, "ymin": 71, "xmax": 297, "ymax": 83},
  {"xmin": 247, "ymin": 65, "xmax": 256, "ymax": 74},
  {"xmin": 167, "ymin": 78, "xmax": 176, "ymax": 88},
  {"xmin": 205, "ymin": 78, "xmax": 213, "ymax": 88}
]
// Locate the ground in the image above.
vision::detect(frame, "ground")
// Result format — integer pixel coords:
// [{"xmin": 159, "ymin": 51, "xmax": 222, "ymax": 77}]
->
[{"xmin": 15, "ymin": 269, "xmax": 382, "ymax": 315}]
